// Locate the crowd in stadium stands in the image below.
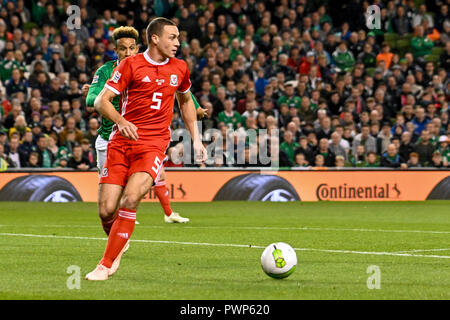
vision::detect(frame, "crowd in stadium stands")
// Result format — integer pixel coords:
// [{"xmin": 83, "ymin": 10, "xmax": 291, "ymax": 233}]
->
[{"xmin": 0, "ymin": 0, "xmax": 449, "ymax": 171}]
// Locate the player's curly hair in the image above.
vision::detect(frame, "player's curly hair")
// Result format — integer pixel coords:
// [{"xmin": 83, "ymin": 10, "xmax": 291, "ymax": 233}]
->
[{"xmin": 112, "ymin": 26, "xmax": 139, "ymax": 45}]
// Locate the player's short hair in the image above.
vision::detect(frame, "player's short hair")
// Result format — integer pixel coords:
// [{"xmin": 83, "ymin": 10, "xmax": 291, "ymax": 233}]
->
[
  {"xmin": 112, "ymin": 26, "xmax": 139, "ymax": 45},
  {"xmin": 146, "ymin": 17, "xmax": 177, "ymax": 44}
]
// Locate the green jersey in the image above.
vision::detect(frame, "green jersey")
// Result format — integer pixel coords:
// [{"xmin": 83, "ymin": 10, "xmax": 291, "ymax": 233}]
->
[
  {"xmin": 86, "ymin": 59, "xmax": 201, "ymax": 142},
  {"xmin": 86, "ymin": 60, "xmax": 119, "ymax": 142},
  {"xmin": 218, "ymin": 111, "xmax": 243, "ymax": 129},
  {"xmin": 277, "ymin": 95, "xmax": 302, "ymax": 109}
]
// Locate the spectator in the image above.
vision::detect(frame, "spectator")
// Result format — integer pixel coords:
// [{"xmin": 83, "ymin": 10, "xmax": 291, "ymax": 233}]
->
[
  {"xmin": 412, "ymin": 4, "xmax": 434, "ymax": 28},
  {"xmin": 438, "ymin": 135, "xmax": 449, "ymax": 165},
  {"xmin": 350, "ymin": 144, "xmax": 366, "ymax": 167},
  {"xmin": 5, "ymin": 68, "xmax": 27, "ymax": 99},
  {"xmin": 277, "ymin": 83, "xmax": 301, "ymax": 110},
  {"xmin": 352, "ymin": 124, "xmax": 377, "ymax": 157},
  {"xmin": 314, "ymin": 154, "xmax": 326, "ymax": 167},
  {"xmin": 363, "ymin": 151, "xmax": 379, "ymax": 167},
  {"xmin": 407, "ymin": 152, "xmax": 422, "ymax": 168},
  {"xmin": 414, "ymin": 130, "xmax": 435, "ymax": 166},
  {"xmin": 35, "ymin": 134, "xmax": 54, "ymax": 168},
  {"xmin": 440, "ymin": 42, "xmax": 450, "ymax": 71},
  {"xmin": 329, "ymin": 131, "xmax": 348, "ymax": 161},
  {"xmin": 332, "ymin": 41, "xmax": 355, "ymax": 72},
  {"xmin": 377, "ymin": 122, "xmax": 393, "ymax": 154},
  {"xmin": 25, "ymin": 152, "xmax": 40, "ymax": 168},
  {"xmin": 5, "ymin": 135, "xmax": 21, "ymax": 168},
  {"xmin": 218, "ymin": 99, "xmax": 243, "ymax": 130},
  {"xmin": 334, "ymin": 155, "xmax": 346, "ymax": 168},
  {"xmin": 293, "ymin": 152, "xmax": 310, "ymax": 168},
  {"xmin": 0, "ymin": 50, "xmax": 20, "ymax": 83},
  {"xmin": 0, "ymin": 143, "xmax": 9, "ymax": 171},
  {"xmin": 298, "ymin": 97, "xmax": 316, "ymax": 124},
  {"xmin": 313, "ymin": 138, "xmax": 336, "ymax": 167},
  {"xmin": 67, "ymin": 144, "xmax": 92, "ymax": 170},
  {"xmin": 399, "ymin": 131, "xmax": 415, "ymax": 162},
  {"xmin": 411, "ymin": 25, "xmax": 434, "ymax": 59},
  {"xmin": 9, "ymin": 115, "xmax": 31, "ymax": 140},
  {"xmin": 380, "ymin": 143, "xmax": 405, "ymax": 168},
  {"xmin": 295, "ymin": 135, "xmax": 314, "ymax": 164},
  {"xmin": 430, "ymin": 151, "xmax": 445, "ymax": 168},
  {"xmin": 412, "ymin": 107, "xmax": 430, "ymax": 135},
  {"xmin": 376, "ymin": 42, "xmax": 394, "ymax": 70},
  {"xmin": 357, "ymin": 43, "xmax": 377, "ymax": 68},
  {"xmin": 80, "ymin": 138, "xmax": 96, "ymax": 167},
  {"xmin": 59, "ymin": 117, "xmax": 83, "ymax": 145},
  {"xmin": 280, "ymin": 131, "xmax": 299, "ymax": 164},
  {"xmin": 392, "ymin": 5, "xmax": 412, "ymax": 35}
]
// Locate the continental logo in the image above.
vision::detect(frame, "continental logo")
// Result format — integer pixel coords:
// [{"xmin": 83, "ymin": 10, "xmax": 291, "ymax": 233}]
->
[{"xmin": 316, "ymin": 183, "xmax": 401, "ymax": 200}]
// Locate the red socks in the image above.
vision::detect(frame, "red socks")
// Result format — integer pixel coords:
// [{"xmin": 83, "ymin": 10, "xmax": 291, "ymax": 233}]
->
[
  {"xmin": 100, "ymin": 208, "xmax": 136, "ymax": 268},
  {"xmin": 101, "ymin": 216, "xmax": 116, "ymax": 236},
  {"xmin": 154, "ymin": 181, "xmax": 173, "ymax": 216}
]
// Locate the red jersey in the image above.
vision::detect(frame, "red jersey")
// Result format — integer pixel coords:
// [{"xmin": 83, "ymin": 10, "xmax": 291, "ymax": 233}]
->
[{"xmin": 105, "ymin": 49, "xmax": 191, "ymax": 142}]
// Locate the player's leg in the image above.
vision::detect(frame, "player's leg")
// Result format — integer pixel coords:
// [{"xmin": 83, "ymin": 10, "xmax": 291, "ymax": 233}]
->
[
  {"xmin": 86, "ymin": 142, "xmax": 128, "ymax": 280},
  {"xmin": 98, "ymin": 183, "xmax": 123, "ymax": 235},
  {"xmin": 95, "ymin": 135, "xmax": 108, "ymax": 175},
  {"xmin": 98, "ymin": 172, "xmax": 154, "ymax": 275},
  {"xmin": 96, "ymin": 135, "xmax": 125, "ymax": 234},
  {"xmin": 154, "ymin": 168, "xmax": 189, "ymax": 223}
]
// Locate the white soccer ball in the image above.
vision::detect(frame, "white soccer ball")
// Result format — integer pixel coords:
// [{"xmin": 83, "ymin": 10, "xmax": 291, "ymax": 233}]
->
[{"xmin": 261, "ymin": 242, "xmax": 297, "ymax": 279}]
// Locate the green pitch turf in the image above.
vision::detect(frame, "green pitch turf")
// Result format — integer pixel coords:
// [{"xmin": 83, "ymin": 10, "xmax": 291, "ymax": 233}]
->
[{"xmin": 0, "ymin": 201, "xmax": 449, "ymax": 300}]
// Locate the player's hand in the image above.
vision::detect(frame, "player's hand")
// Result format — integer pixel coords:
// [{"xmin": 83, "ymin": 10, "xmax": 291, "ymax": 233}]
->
[
  {"xmin": 193, "ymin": 140, "xmax": 207, "ymax": 163},
  {"xmin": 118, "ymin": 118, "xmax": 139, "ymax": 141},
  {"xmin": 82, "ymin": 84, "xmax": 90, "ymax": 97},
  {"xmin": 196, "ymin": 107, "xmax": 208, "ymax": 120}
]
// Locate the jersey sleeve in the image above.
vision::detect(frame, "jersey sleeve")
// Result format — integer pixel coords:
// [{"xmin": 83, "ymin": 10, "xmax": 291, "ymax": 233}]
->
[
  {"xmin": 85, "ymin": 66, "xmax": 108, "ymax": 107},
  {"xmin": 191, "ymin": 91, "xmax": 200, "ymax": 109},
  {"xmin": 105, "ymin": 58, "xmax": 133, "ymax": 95},
  {"xmin": 177, "ymin": 61, "xmax": 191, "ymax": 94}
]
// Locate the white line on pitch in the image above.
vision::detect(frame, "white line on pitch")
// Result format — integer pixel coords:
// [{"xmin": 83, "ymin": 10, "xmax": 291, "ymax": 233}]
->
[
  {"xmin": 392, "ymin": 248, "xmax": 450, "ymax": 254},
  {"xmin": 0, "ymin": 232, "xmax": 449, "ymax": 260},
  {"xmin": 1, "ymin": 224, "xmax": 450, "ymax": 235}
]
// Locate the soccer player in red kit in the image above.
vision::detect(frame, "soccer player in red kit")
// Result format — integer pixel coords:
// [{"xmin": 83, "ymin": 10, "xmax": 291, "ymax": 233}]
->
[{"xmin": 85, "ymin": 17, "xmax": 207, "ymax": 281}]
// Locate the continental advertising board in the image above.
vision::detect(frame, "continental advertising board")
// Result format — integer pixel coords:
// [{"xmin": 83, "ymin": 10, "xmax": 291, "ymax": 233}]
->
[{"xmin": 0, "ymin": 170, "xmax": 448, "ymax": 202}]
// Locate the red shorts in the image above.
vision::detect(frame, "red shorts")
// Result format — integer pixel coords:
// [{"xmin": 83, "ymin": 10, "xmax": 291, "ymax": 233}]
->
[{"xmin": 99, "ymin": 138, "xmax": 168, "ymax": 187}]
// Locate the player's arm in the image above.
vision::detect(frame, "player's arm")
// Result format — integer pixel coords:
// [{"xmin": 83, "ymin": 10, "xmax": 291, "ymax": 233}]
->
[
  {"xmin": 94, "ymin": 87, "xmax": 138, "ymax": 141},
  {"xmin": 191, "ymin": 92, "xmax": 207, "ymax": 119},
  {"xmin": 176, "ymin": 90, "xmax": 207, "ymax": 162},
  {"xmin": 86, "ymin": 67, "xmax": 108, "ymax": 107}
]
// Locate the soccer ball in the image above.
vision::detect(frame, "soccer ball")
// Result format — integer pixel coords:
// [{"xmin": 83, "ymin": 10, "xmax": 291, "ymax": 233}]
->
[{"xmin": 261, "ymin": 242, "xmax": 297, "ymax": 279}]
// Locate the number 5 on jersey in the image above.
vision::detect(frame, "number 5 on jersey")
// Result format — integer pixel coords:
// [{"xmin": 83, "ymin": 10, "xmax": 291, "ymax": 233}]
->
[
  {"xmin": 150, "ymin": 92, "xmax": 162, "ymax": 110},
  {"xmin": 152, "ymin": 156, "xmax": 162, "ymax": 175}
]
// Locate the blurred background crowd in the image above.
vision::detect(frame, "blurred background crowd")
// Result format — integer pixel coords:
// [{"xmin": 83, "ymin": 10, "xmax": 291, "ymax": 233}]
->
[{"xmin": 0, "ymin": 0, "xmax": 449, "ymax": 171}]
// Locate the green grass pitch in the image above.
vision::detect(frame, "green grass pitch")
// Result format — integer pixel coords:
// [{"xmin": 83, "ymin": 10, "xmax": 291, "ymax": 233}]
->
[{"xmin": 0, "ymin": 201, "xmax": 449, "ymax": 300}]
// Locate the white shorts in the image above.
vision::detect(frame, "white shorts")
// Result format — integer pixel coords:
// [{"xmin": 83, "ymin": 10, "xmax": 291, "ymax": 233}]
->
[{"xmin": 95, "ymin": 135, "xmax": 108, "ymax": 172}]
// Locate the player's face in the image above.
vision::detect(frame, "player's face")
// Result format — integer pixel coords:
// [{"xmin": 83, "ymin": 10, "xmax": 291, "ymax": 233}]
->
[
  {"xmin": 115, "ymin": 38, "xmax": 139, "ymax": 62},
  {"xmin": 155, "ymin": 25, "xmax": 180, "ymax": 58}
]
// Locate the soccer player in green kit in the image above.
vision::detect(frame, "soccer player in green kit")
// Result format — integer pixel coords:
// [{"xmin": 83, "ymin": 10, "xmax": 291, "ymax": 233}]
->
[{"xmin": 86, "ymin": 26, "xmax": 205, "ymax": 228}]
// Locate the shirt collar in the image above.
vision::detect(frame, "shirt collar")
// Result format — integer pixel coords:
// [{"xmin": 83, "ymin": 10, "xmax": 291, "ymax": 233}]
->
[{"xmin": 144, "ymin": 49, "xmax": 169, "ymax": 65}]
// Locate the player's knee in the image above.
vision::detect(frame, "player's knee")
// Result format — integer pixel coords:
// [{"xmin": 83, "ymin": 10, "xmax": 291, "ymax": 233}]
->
[
  {"xmin": 120, "ymin": 193, "xmax": 140, "ymax": 210},
  {"xmin": 98, "ymin": 199, "xmax": 116, "ymax": 220}
]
